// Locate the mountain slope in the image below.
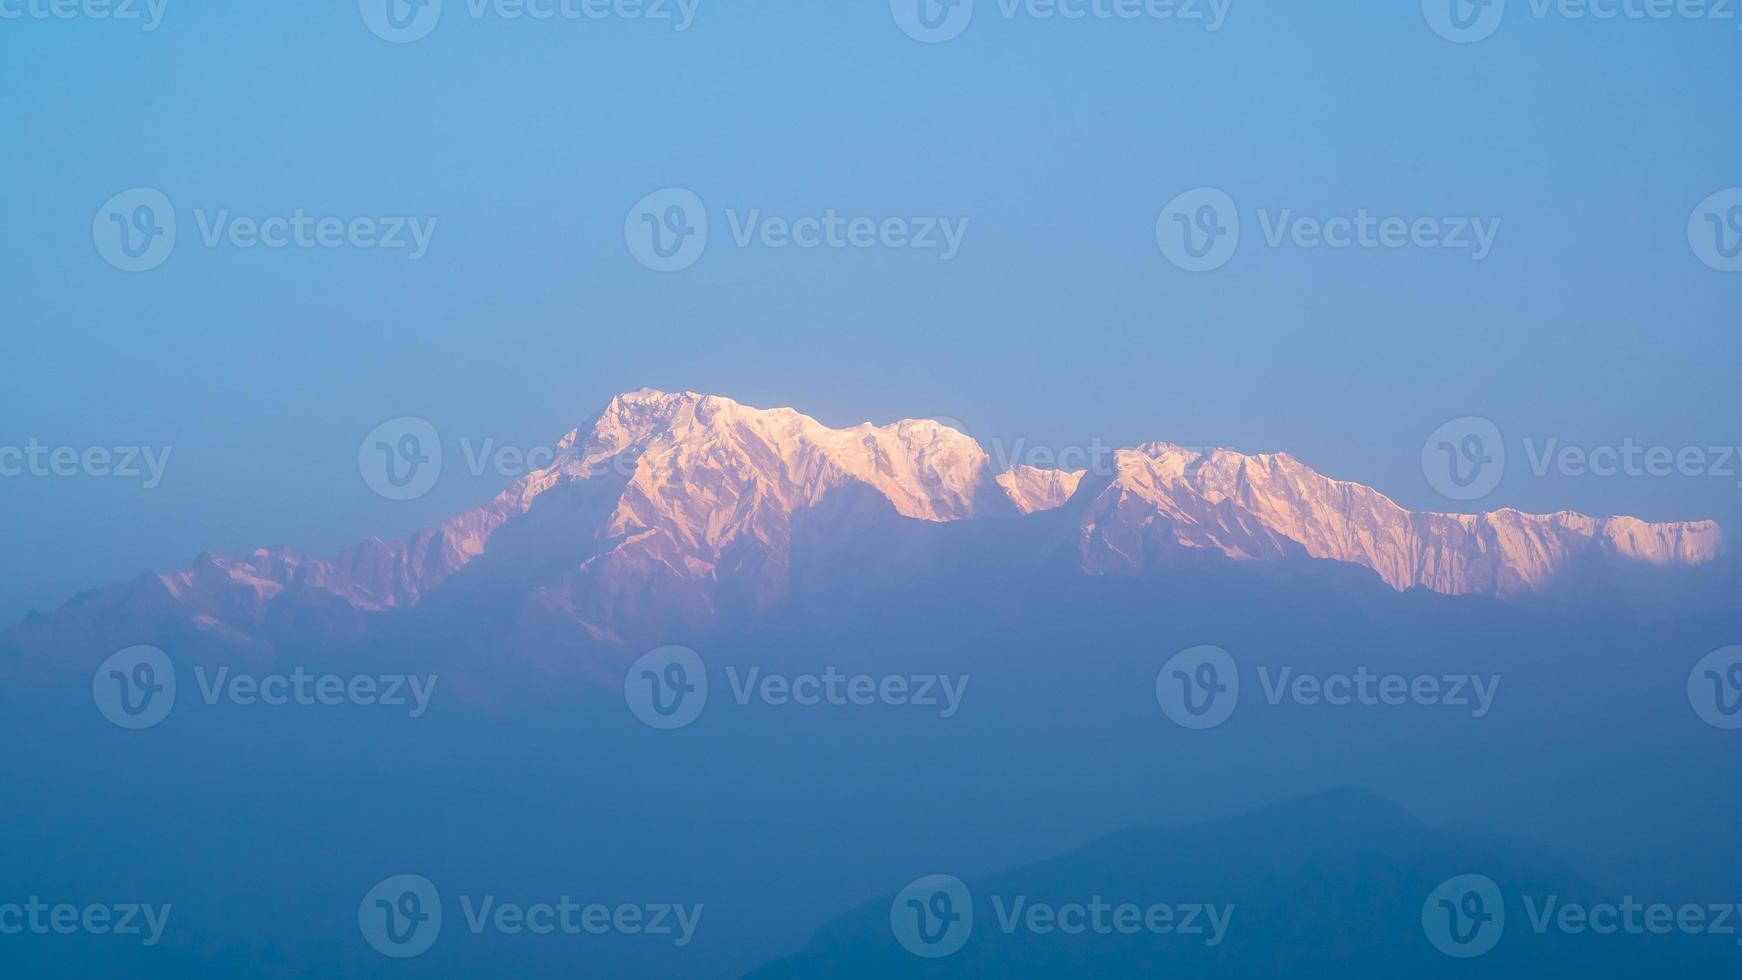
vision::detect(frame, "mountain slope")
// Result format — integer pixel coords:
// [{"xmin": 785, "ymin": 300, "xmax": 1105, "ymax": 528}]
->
[
  {"xmin": 1, "ymin": 391, "xmax": 1729, "ymax": 664},
  {"xmin": 747, "ymin": 787, "xmax": 1736, "ymax": 979},
  {"xmin": 1076, "ymin": 443, "xmax": 1724, "ymax": 597},
  {"xmin": 997, "ymin": 464, "xmax": 1085, "ymax": 515},
  {"xmin": 2, "ymin": 390, "xmax": 1012, "ymax": 660}
]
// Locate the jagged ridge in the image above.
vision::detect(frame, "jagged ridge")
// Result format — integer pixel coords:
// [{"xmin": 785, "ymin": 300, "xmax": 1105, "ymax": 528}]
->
[{"xmin": 4, "ymin": 390, "xmax": 1728, "ymax": 659}]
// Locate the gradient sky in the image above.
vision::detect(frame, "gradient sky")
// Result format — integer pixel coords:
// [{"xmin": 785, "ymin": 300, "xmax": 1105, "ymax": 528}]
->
[{"xmin": 1, "ymin": 1, "xmax": 1738, "ymax": 623}]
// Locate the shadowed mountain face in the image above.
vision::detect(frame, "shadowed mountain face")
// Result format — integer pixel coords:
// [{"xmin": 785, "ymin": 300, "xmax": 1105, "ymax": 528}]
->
[
  {"xmin": 750, "ymin": 789, "xmax": 1739, "ymax": 979},
  {"xmin": 2, "ymin": 390, "xmax": 1732, "ymax": 673},
  {"xmin": 5, "ymin": 523, "xmax": 1741, "ymax": 978}
]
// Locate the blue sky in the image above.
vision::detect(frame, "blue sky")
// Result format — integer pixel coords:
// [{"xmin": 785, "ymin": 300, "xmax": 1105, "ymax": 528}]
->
[{"xmin": 1, "ymin": 1, "xmax": 1739, "ymax": 622}]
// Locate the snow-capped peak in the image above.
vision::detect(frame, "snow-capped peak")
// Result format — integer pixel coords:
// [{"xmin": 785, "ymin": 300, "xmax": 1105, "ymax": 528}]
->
[
  {"xmin": 5, "ymin": 391, "xmax": 1730, "ymax": 663},
  {"xmin": 1076, "ymin": 441, "xmax": 1724, "ymax": 596}
]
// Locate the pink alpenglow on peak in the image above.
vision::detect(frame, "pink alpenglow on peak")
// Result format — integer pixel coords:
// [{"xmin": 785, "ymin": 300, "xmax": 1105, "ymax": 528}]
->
[
  {"xmin": 997, "ymin": 465, "xmax": 1086, "ymax": 515},
  {"xmin": 1072, "ymin": 443, "xmax": 1725, "ymax": 597},
  {"xmin": 2, "ymin": 391, "xmax": 1730, "ymax": 664}
]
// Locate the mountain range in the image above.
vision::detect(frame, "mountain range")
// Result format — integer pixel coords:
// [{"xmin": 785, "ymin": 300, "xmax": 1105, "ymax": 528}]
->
[
  {"xmin": 750, "ymin": 788, "xmax": 1735, "ymax": 978},
  {"xmin": 3, "ymin": 389, "xmax": 1730, "ymax": 666}
]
